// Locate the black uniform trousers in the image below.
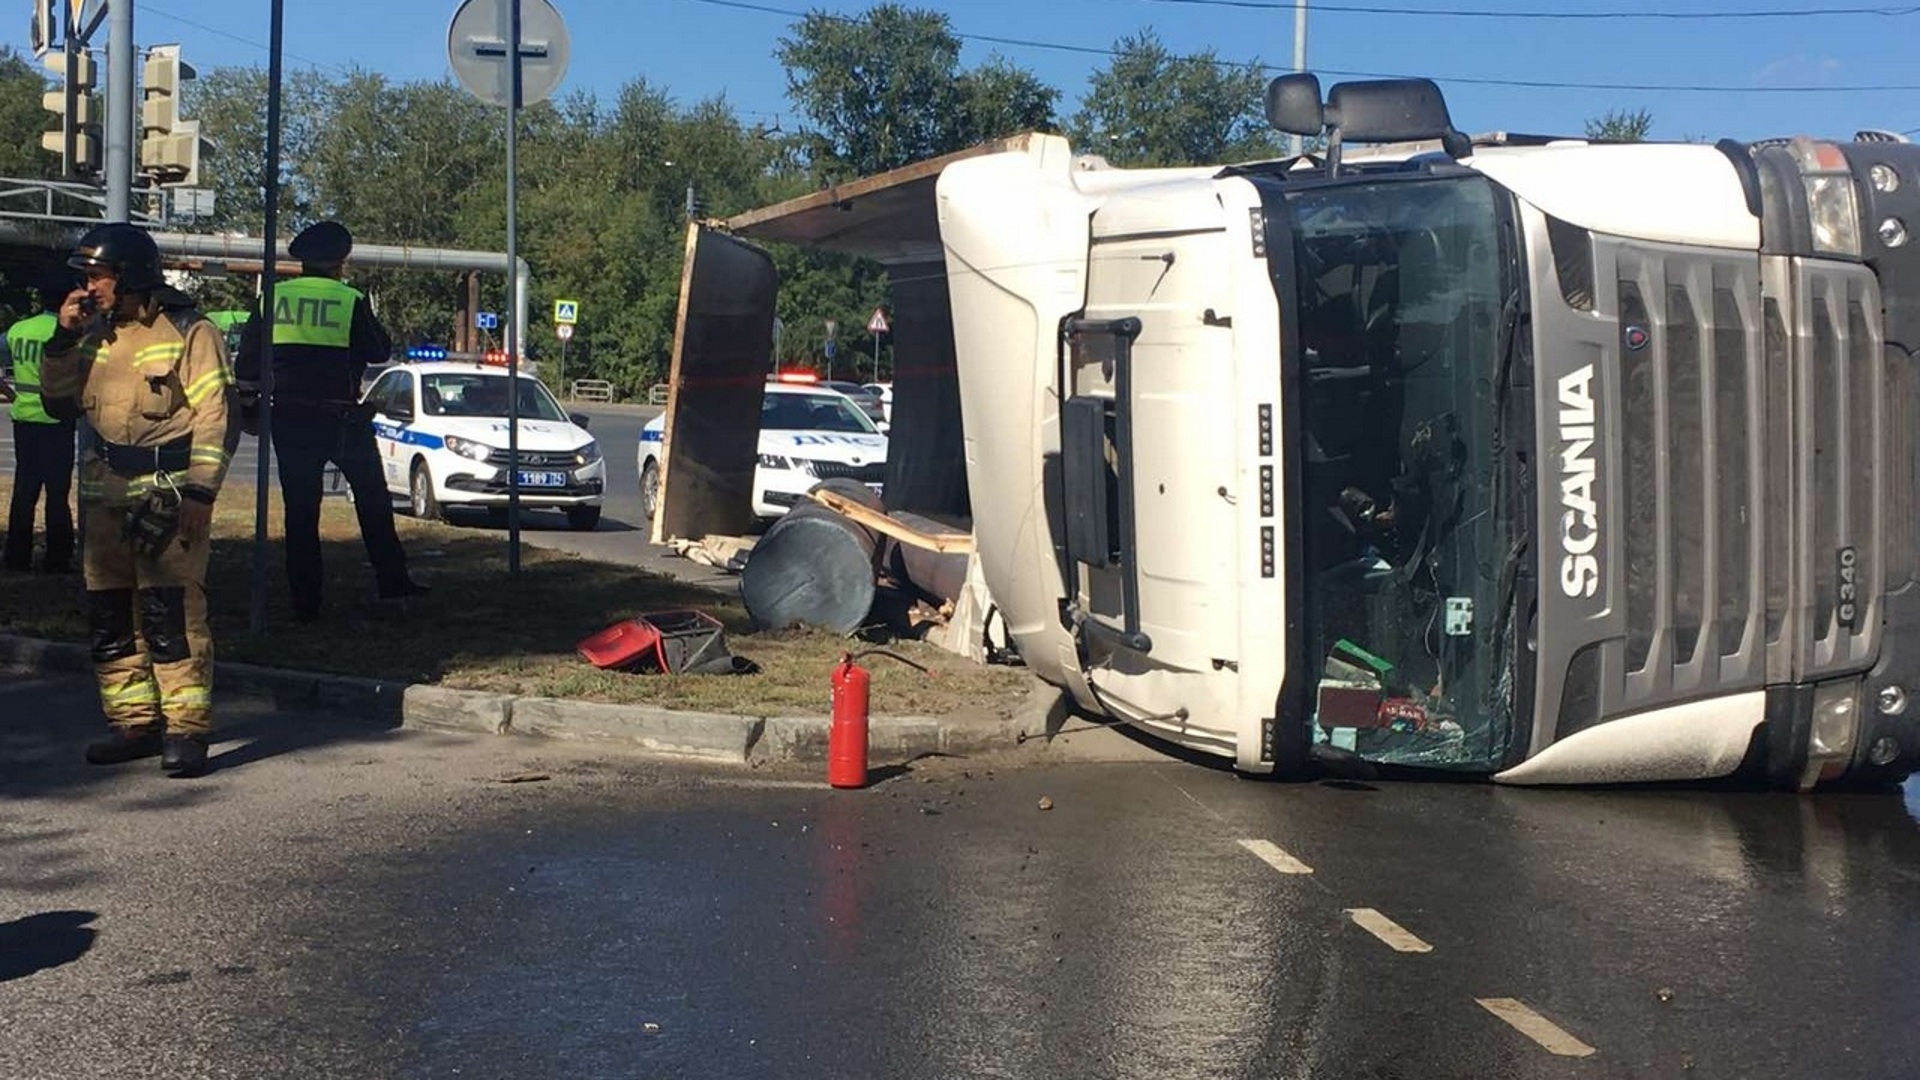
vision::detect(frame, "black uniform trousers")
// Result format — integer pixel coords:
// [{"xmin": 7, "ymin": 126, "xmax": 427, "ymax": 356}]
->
[
  {"xmin": 5, "ymin": 418, "xmax": 76, "ymax": 571},
  {"xmin": 271, "ymin": 406, "xmax": 409, "ymax": 615}
]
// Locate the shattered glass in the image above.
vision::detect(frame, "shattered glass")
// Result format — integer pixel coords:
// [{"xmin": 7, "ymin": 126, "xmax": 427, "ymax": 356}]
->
[{"xmin": 1287, "ymin": 176, "xmax": 1518, "ymax": 770}]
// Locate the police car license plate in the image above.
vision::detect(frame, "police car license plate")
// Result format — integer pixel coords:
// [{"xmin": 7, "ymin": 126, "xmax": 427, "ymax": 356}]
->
[{"xmin": 518, "ymin": 471, "xmax": 567, "ymax": 487}]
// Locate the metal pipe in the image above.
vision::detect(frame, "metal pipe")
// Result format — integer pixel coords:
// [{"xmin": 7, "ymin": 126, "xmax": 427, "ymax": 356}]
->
[
  {"xmin": 146, "ymin": 232, "xmax": 533, "ymax": 358},
  {"xmin": 105, "ymin": 0, "xmax": 132, "ymax": 221}
]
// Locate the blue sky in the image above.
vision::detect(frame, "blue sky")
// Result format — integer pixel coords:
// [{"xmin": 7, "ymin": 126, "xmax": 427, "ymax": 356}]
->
[{"xmin": 56, "ymin": 1, "xmax": 1920, "ymax": 144}]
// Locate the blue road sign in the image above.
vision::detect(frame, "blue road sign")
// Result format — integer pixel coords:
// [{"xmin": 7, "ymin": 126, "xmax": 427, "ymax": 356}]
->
[
  {"xmin": 824, "ymin": 339, "xmax": 837, "ymax": 359},
  {"xmin": 476, "ymin": 311, "xmax": 499, "ymax": 330}
]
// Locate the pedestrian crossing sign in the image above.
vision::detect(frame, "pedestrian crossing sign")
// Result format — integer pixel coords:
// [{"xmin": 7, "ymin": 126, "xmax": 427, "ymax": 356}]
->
[{"xmin": 554, "ymin": 299, "xmax": 579, "ymax": 325}]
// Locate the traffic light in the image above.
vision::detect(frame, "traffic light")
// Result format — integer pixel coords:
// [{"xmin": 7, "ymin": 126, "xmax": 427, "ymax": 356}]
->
[
  {"xmin": 140, "ymin": 44, "xmax": 205, "ymax": 185},
  {"xmin": 41, "ymin": 47, "xmax": 99, "ymax": 177}
]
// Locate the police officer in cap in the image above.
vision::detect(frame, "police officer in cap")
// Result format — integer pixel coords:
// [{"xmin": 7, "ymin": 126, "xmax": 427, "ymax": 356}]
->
[{"xmin": 234, "ymin": 220, "xmax": 426, "ymax": 622}]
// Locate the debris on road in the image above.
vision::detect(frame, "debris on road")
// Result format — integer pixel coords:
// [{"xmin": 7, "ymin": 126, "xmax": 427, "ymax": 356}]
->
[
  {"xmin": 492, "ymin": 772, "xmax": 551, "ymax": 785},
  {"xmin": 667, "ymin": 535, "xmax": 755, "ymax": 573},
  {"xmin": 576, "ymin": 609, "xmax": 756, "ymax": 675},
  {"xmin": 1038, "ymin": 796, "xmax": 1054, "ymax": 811}
]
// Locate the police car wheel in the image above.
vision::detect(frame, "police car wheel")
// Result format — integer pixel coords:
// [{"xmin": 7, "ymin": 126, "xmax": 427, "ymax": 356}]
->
[
  {"xmin": 567, "ymin": 506, "xmax": 602, "ymax": 532},
  {"xmin": 409, "ymin": 461, "xmax": 441, "ymax": 521},
  {"xmin": 641, "ymin": 460, "xmax": 661, "ymax": 519}
]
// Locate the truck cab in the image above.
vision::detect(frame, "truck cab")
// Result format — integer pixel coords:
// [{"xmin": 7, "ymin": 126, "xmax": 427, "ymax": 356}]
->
[{"xmin": 935, "ymin": 75, "xmax": 1920, "ymax": 790}]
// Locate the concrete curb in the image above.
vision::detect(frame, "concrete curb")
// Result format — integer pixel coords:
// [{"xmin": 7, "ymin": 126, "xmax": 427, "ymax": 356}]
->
[{"xmin": 0, "ymin": 631, "xmax": 1063, "ymax": 767}]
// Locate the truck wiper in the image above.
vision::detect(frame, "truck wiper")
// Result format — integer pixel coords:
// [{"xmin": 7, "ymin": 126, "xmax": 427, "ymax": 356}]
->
[{"xmin": 1490, "ymin": 287, "xmax": 1524, "ymax": 453}]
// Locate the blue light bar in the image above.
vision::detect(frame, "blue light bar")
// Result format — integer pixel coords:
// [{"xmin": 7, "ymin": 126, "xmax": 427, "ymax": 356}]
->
[{"xmin": 407, "ymin": 345, "xmax": 448, "ymax": 360}]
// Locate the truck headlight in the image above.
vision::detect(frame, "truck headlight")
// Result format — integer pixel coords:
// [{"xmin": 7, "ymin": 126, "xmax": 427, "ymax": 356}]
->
[
  {"xmin": 1789, "ymin": 138, "xmax": 1862, "ymax": 258},
  {"xmin": 1800, "ymin": 679, "xmax": 1862, "ymax": 790},
  {"xmin": 443, "ymin": 435, "xmax": 493, "ymax": 461},
  {"xmin": 573, "ymin": 440, "xmax": 601, "ymax": 465}
]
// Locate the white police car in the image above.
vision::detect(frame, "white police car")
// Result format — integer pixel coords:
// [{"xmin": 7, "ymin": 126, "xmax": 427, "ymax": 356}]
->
[
  {"xmin": 638, "ymin": 377, "xmax": 888, "ymax": 522},
  {"xmin": 363, "ymin": 358, "xmax": 606, "ymax": 530}
]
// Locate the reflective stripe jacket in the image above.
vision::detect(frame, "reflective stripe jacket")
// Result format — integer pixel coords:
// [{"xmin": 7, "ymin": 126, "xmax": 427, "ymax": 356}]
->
[
  {"xmin": 6, "ymin": 312, "xmax": 60, "ymax": 424},
  {"xmin": 233, "ymin": 275, "xmax": 392, "ymax": 408},
  {"xmin": 40, "ymin": 302, "xmax": 235, "ymax": 507}
]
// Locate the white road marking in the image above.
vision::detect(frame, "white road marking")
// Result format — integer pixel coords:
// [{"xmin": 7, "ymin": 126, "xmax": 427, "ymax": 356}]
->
[
  {"xmin": 1344, "ymin": 908, "xmax": 1432, "ymax": 953},
  {"xmin": 1476, "ymin": 998, "xmax": 1597, "ymax": 1058},
  {"xmin": 1237, "ymin": 837, "xmax": 1313, "ymax": 874}
]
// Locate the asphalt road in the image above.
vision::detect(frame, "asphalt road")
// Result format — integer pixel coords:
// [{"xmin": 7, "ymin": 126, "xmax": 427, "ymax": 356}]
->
[{"xmin": 5, "ymin": 670, "xmax": 1919, "ymax": 1080}]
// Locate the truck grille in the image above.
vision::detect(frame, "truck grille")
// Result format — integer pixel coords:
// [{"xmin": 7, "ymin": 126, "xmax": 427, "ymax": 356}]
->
[{"xmin": 1539, "ymin": 239, "xmax": 1885, "ymax": 744}]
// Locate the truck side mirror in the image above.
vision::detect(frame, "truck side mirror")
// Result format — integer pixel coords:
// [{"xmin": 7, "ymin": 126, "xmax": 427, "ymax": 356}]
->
[
  {"xmin": 570, "ymin": 412, "xmax": 592, "ymax": 429},
  {"xmin": 1266, "ymin": 73, "xmax": 1325, "ymax": 138}
]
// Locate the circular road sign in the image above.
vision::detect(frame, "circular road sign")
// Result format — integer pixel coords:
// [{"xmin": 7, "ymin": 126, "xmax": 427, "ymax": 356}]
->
[
  {"xmin": 556, "ymin": 323, "xmax": 574, "ymax": 342},
  {"xmin": 448, "ymin": 0, "xmax": 572, "ymax": 109}
]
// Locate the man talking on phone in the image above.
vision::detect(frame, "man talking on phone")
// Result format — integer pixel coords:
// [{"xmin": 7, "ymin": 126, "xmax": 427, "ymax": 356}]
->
[{"xmin": 38, "ymin": 223, "xmax": 237, "ymax": 779}]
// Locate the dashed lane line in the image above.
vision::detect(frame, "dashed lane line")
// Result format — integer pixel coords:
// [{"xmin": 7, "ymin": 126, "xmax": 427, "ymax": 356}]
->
[
  {"xmin": 1344, "ymin": 907, "xmax": 1432, "ymax": 953},
  {"xmin": 1237, "ymin": 837, "xmax": 1314, "ymax": 874},
  {"xmin": 1475, "ymin": 998, "xmax": 1597, "ymax": 1058}
]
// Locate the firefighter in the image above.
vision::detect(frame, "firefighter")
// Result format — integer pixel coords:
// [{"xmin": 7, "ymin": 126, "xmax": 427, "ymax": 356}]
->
[
  {"xmin": 39, "ymin": 223, "xmax": 236, "ymax": 777},
  {"xmin": 234, "ymin": 220, "xmax": 425, "ymax": 622},
  {"xmin": 4, "ymin": 272, "xmax": 79, "ymax": 573}
]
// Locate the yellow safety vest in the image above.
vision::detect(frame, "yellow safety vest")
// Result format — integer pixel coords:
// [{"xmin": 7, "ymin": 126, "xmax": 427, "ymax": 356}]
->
[
  {"xmin": 270, "ymin": 277, "xmax": 359, "ymax": 349},
  {"xmin": 7, "ymin": 312, "xmax": 60, "ymax": 424}
]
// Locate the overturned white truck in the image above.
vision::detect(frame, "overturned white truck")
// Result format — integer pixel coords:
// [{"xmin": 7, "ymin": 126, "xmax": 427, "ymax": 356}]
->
[{"xmin": 654, "ymin": 73, "xmax": 1920, "ymax": 790}]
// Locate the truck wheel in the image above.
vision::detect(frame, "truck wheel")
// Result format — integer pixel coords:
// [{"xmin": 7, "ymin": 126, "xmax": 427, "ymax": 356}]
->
[
  {"xmin": 409, "ymin": 460, "xmax": 441, "ymax": 521},
  {"xmin": 641, "ymin": 459, "xmax": 661, "ymax": 520},
  {"xmin": 567, "ymin": 506, "xmax": 602, "ymax": 531}
]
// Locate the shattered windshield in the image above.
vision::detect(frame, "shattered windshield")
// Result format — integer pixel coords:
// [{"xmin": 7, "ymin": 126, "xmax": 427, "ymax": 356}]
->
[{"xmin": 1286, "ymin": 176, "xmax": 1516, "ymax": 770}]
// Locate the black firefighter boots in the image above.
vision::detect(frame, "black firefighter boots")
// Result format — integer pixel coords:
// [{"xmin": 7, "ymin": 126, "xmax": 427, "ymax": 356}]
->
[
  {"xmin": 160, "ymin": 735, "xmax": 209, "ymax": 778},
  {"xmin": 84, "ymin": 728, "xmax": 164, "ymax": 765}
]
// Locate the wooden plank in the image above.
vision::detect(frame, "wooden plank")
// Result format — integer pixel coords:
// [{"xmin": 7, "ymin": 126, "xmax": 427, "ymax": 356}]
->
[{"xmin": 808, "ymin": 490, "xmax": 975, "ymax": 554}]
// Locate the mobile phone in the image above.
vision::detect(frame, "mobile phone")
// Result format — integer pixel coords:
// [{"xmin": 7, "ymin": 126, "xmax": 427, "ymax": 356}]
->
[{"xmin": 78, "ymin": 294, "xmax": 98, "ymax": 316}]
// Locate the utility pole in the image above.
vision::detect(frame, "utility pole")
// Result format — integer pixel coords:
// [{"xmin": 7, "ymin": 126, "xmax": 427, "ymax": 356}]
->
[
  {"xmin": 1289, "ymin": 0, "xmax": 1309, "ymax": 158},
  {"xmin": 106, "ymin": 0, "xmax": 134, "ymax": 220}
]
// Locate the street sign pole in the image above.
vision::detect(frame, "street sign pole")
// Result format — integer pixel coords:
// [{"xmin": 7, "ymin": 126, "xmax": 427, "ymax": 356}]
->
[
  {"xmin": 503, "ymin": 0, "xmax": 521, "ymax": 576},
  {"xmin": 450, "ymin": 0, "xmax": 571, "ymax": 577},
  {"xmin": 251, "ymin": 0, "xmax": 286, "ymax": 635}
]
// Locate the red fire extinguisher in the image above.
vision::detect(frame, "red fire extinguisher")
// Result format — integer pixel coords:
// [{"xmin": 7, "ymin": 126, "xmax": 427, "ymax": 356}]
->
[
  {"xmin": 829, "ymin": 652, "xmax": 871, "ymax": 789},
  {"xmin": 828, "ymin": 649, "xmax": 931, "ymax": 789}
]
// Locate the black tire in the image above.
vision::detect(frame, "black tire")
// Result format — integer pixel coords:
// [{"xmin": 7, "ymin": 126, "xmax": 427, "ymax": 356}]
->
[
  {"xmin": 567, "ymin": 505, "xmax": 602, "ymax": 531},
  {"xmin": 409, "ymin": 459, "xmax": 441, "ymax": 521},
  {"xmin": 640, "ymin": 459, "xmax": 661, "ymax": 520}
]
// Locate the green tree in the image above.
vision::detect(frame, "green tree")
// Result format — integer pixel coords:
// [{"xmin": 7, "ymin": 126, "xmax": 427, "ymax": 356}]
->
[
  {"xmin": 776, "ymin": 3, "xmax": 1058, "ymax": 178},
  {"xmin": 1069, "ymin": 29, "xmax": 1281, "ymax": 167},
  {"xmin": 183, "ymin": 66, "xmax": 329, "ymax": 235},
  {"xmin": 1585, "ymin": 108, "xmax": 1654, "ymax": 142}
]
